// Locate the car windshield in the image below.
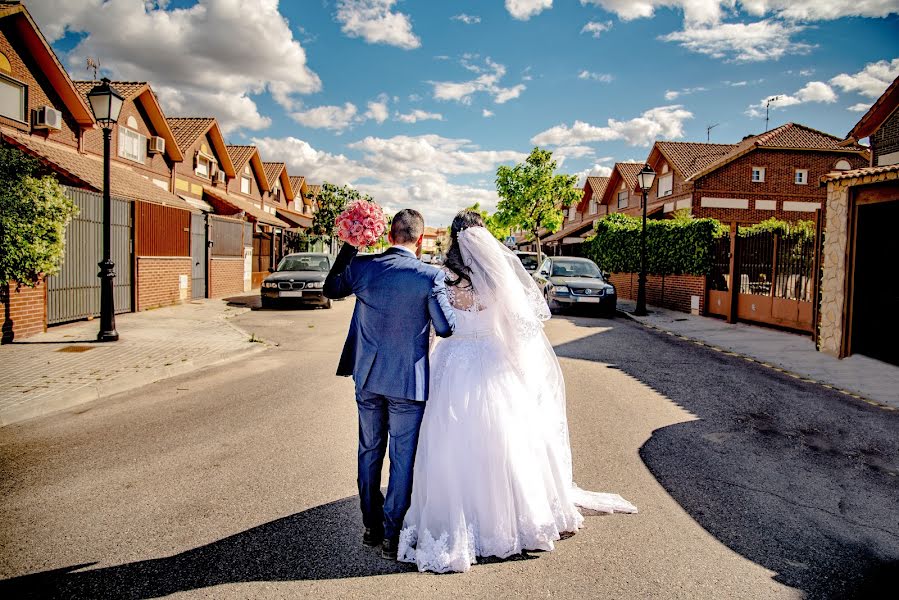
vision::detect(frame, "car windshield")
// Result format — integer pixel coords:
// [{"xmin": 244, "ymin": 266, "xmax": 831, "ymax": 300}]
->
[
  {"xmin": 551, "ymin": 259, "xmax": 603, "ymax": 278},
  {"xmin": 277, "ymin": 256, "xmax": 330, "ymax": 272},
  {"xmin": 518, "ymin": 255, "xmax": 538, "ymax": 270}
]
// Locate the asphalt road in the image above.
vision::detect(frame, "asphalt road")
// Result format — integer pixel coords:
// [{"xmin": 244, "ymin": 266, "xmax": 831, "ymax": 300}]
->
[{"xmin": 1, "ymin": 296, "xmax": 897, "ymax": 599}]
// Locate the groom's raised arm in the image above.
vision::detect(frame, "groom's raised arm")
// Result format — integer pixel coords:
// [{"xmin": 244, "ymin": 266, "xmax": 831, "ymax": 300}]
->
[
  {"xmin": 324, "ymin": 242, "xmax": 358, "ymax": 299},
  {"xmin": 428, "ymin": 270, "xmax": 455, "ymax": 338}
]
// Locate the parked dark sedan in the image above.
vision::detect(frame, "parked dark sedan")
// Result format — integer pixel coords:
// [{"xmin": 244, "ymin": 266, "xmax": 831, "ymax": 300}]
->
[
  {"xmin": 533, "ymin": 256, "xmax": 616, "ymax": 316},
  {"xmin": 261, "ymin": 252, "xmax": 333, "ymax": 309}
]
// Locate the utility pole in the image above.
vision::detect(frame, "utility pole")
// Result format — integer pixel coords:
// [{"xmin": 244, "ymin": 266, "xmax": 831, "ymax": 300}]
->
[
  {"xmin": 765, "ymin": 96, "xmax": 782, "ymax": 132},
  {"xmin": 706, "ymin": 123, "xmax": 719, "ymax": 142}
]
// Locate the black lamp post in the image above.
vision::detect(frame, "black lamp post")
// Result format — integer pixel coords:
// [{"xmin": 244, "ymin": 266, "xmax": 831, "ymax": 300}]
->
[
  {"xmin": 86, "ymin": 78, "xmax": 124, "ymax": 342},
  {"xmin": 634, "ymin": 164, "xmax": 656, "ymax": 316}
]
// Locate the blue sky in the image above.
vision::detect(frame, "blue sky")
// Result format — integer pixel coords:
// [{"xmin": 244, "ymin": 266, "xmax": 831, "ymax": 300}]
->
[{"xmin": 35, "ymin": 1, "xmax": 899, "ymax": 224}]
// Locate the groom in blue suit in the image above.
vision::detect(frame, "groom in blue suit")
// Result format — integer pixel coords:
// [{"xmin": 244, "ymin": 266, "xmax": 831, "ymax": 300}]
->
[{"xmin": 324, "ymin": 209, "xmax": 455, "ymax": 559}]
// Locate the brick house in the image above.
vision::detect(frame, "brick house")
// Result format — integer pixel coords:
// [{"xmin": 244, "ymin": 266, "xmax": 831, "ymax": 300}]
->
[
  {"xmin": 597, "ymin": 163, "xmax": 645, "ymax": 217},
  {"xmin": 641, "ymin": 124, "xmax": 868, "ymax": 224},
  {"xmin": 819, "ymin": 76, "xmax": 899, "ymax": 365},
  {"xmin": 544, "ymin": 176, "xmax": 609, "ymax": 256},
  {"xmin": 0, "ymin": 2, "xmax": 199, "ymax": 339}
]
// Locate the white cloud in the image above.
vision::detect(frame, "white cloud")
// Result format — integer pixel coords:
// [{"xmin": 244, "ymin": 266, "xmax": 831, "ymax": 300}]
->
[
  {"xmin": 430, "ymin": 57, "xmax": 527, "ymax": 105},
  {"xmin": 664, "ymin": 86, "xmax": 706, "ymax": 100},
  {"xmin": 335, "ymin": 0, "xmax": 420, "ymax": 49},
  {"xmin": 661, "ymin": 19, "xmax": 811, "ymax": 62},
  {"xmin": 574, "ymin": 162, "xmax": 614, "ymax": 185},
  {"xmin": 482, "ymin": 109, "xmax": 495, "ymax": 117},
  {"xmin": 745, "ymin": 81, "xmax": 837, "ymax": 117},
  {"xmin": 290, "ymin": 102, "xmax": 359, "ymax": 131},
  {"xmin": 531, "ymin": 105, "xmax": 694, "ymax": 147},
  {"xmin": 365, "ymin": 96, "xmax": 390, "ymax": 124},
  {"xmin": 251, "ymin": 136, "xmax": 375, "ymax": 184},
  {"xmin": 830, "ymin": 58, "xmax": 899, "ymax": 98},
  {"xmin": 28, "ymin": 0, "xmax": 321, "ymax": 134},
  {"xmin": 451, "ymin": 14, "xmax": 481, "ymax": 24},
  {"xmin": 553, "ymin": 145, "xmax": 596, "ymax": 164},
  {"xmin": 580, "ymin": 0, "xmax": 727, "ymax": 25},
  {"xmin": 578, "ymin": 70, "xmax": 614, "ymax": 83},
  {"xmin": 581, "ymin": 20, "xmax": 613, "ymax": 38},
  {"xmin": 395, "ymin": 109, "xmax": 444, "ymax": 123},
  {"xmin": 506, "ymin": 0, "xmax": 553, "ymax": 20},
  {"xmin": 848, "ymin": 102, "xmax": 871, "ymax": 112}
]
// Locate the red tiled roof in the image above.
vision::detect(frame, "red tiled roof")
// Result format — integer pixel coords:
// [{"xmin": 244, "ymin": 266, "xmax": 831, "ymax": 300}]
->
[
  {"xmin": 615, "ymin": 162, "xmax": 644, "ymax": 191},
  {"xmin": 655, "ymin": 141, "xmax": 737, "ymax": 178},
  {"xmin": 202, "ymin": 185, "xmax": 287, "ymax": 228},
  {"xmin": 2, "ymin": 128, "xmax": 194, "ymax": 210},
  {"xmin": 686, "ymin": 123, "xmax": 868, "ymax": 182},
  {"xmin": 848, "ymin": 75, "xmax": 899, "ymax": 140},
  {"xmin": 166, "ymin": 117, "xmax": 215, "ymax": 152},
  {"xmin": 226, "ymin": 145, "xmax": 257, "ymax": 172},
  {"xmin": 262, "ymin": 162, "xmax": 285, "ymax": 188},
  {"xmin": 585, "ymin": 176, "xmax": 609, "ymax": 198},
  {"xmin": 73, "ymin": 80, "xmax": 147, "ymax": 102},
  {"xmin": 306, "ymin": 184, "xmax": 322, "ymax": 198},
  {"xmin": 820, "ymin": 162, "xmax": 899, "ymax": 183}
]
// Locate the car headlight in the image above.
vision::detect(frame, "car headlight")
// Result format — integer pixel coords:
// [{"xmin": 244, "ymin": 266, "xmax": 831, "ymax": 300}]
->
[
  {"xmin": 551, "ymin": 285, "xmax": 570, "ymax": 294},
  {"xmin": 307, "ymin": 281, "xmax": 323, "ymax": 289},
  {"xmin": 606, "ymin": 286, "xmax": 615, "ymax": 295},
  {"xmin": 263, "ymin": 282, "xmax": 278, "ymax": 289}
]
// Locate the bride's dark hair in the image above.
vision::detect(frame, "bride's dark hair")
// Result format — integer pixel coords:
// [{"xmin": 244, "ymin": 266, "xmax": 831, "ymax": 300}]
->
[{"xmin": 443, "ymin": 209, "xmax": 485, "ymax": 287}]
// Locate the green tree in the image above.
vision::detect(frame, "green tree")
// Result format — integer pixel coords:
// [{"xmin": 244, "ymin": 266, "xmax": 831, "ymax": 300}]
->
[
  {"xmin": 494, "ymin": 147, "xmax": 582, "ymax": 265},
  {"xmin": 464, "ymin": 202, "xmax": 510, "ymax": 241},
  {"xmin": 0, "ymin": 146, "xmax": 78, "ymax": 288},
  {"xmin": 310, "ymin": 182, "xmax": 372, "ymax": 249}
]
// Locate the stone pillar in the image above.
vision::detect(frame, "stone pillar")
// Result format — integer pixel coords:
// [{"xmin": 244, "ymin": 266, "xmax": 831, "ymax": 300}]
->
[{"xmin": 818, "ymin": 182, "xmax": 850, "ymax": 357}]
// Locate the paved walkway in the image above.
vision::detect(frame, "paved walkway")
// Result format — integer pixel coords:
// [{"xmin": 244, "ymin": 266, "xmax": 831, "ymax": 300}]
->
[
  {"xmin": 616, "ymin": 299, "xmax": 899, "ymax": 410},
  {"xmin": 0, "ymin": 300, "xmax": 264, "ymax": 426}
]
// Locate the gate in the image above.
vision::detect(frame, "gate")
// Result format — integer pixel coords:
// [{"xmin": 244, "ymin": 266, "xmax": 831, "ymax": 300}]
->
[
  {"xmin": 47, "ymin": 188, "xmax": 133, "ymax": 325},
  {"xmin": 707, "ymin": 223, "xmax": 817, "ymax": 333},
  {"xmin": 191, "ymin": 213, "xmax": 208, "ymax": 299}
]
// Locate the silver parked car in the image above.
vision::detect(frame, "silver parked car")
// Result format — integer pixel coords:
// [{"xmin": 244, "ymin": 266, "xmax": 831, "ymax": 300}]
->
[{"xmin": 533, "ymin": 256, "xmax": 616, "ymax": 317}]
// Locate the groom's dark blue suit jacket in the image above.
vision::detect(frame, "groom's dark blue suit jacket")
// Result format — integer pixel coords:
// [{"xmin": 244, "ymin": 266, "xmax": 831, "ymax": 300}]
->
[{"xmin": 324, "ymin": 244, "xmax": 456, "ymax": 401}]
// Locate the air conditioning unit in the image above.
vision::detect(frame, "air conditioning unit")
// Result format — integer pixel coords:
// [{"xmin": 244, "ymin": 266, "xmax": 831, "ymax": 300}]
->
[
  {"xmin": 33, "ymin": 106, "xmax": 62, "ymax": 130},
  {"xmin": 148, "ymin": 136, "xmax": 165, "ymax": 154},
  {"xmin": 216, "ymin": 170, "xmax": 226, "ymax": 184}
]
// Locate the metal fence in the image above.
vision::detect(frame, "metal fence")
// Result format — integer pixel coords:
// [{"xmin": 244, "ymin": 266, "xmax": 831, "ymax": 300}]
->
[
  {"xmin": 708, "ymin": 235, "xmax": 731, "ymax": 292},
  {"xmin": 210, "ymin": 215, "xmax": 245, "ymax": 257},
  {"xmin": 739, "ymin": 231, "xmax": 815, "ymax": 301},
  {"xmin": 46, "ymin": 187, "xmax": 133, "ymax": 325}
]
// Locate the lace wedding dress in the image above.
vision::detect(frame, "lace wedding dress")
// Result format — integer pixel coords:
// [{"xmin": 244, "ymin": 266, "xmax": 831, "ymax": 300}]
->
[{"xmin": 397, "ymin": 227, "xmax": 637, "ymax": 574}]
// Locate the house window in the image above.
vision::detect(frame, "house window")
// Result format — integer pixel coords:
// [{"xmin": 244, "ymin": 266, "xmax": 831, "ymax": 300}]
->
[
  {"xmin": 751, "ymin": 167, "xmax": 765, "ymax": 182},
  {"xmin": 658, "ymin": 174, "xmax": 673, "ymax": 197},
  {"xmin": 834, "ymin": 159, "xmax": 851, "ymax": 171},
  {"xmin": 195, "ymin": 153, "xmax": 216, "ymax": 178},
  {"xmin": 617, "ymin": 190, "xmax": 628, "ymax": 209},
  {"xmin": 0, "ymin": 73, "xmax": 26, "ymax": 123},
  {"xmin": 118, "ymin": 126, "xmax": 146, "ymax": 163},
  {"xmin": 240, "ymin": 175, "xmax": 252, "ymax": 195},
  {"xmin": 272, "ymin": 184, "xmax": 281, "ymax": 204},
  {"xmin": 589, "ymin": 198, "xmax": 598, "ymax": 215},
  {"xmin": 794, "ymin": 169, "xmax": 808, "ymax": 185}
]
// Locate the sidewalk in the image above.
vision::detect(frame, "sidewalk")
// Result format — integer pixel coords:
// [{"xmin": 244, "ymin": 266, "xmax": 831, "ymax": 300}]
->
[
  {"xmin": 616, "ymin": 299, "xmax": 899, "ymax": 411},
  {"xmin": 0, "ymin": 300, "xmax": 265, "ymax": 427}
]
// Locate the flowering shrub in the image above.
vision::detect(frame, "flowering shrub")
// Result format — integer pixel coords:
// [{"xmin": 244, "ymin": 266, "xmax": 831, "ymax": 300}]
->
[{"xmin": 335, "ymin": 199, "xmax": 388, "ymax": 249}]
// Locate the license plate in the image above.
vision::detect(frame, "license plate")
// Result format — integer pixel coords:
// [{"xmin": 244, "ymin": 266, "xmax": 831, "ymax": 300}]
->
[
  {"xmin": 576, "ymin": 296, "xmax": 600, "ymax": 303},
  {"xmin": 280, "ymin": 290, "xmax": 305, "ymax": 297}
]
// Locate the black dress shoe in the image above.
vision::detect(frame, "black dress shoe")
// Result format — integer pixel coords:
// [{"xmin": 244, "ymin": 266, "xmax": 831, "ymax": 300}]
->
[
  {"xmin": 363, "ymin": 527, "xmax": 384, "ymax": 547},
  {"xmin": 381, "ymin": 536, "xmax": 399, "ymax": 560}
]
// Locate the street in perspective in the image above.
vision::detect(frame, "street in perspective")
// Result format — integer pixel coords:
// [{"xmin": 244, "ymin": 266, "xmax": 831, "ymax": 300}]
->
[{"xmin": 2, "ymin": 1, "xmax": 899, "ymax": 599}]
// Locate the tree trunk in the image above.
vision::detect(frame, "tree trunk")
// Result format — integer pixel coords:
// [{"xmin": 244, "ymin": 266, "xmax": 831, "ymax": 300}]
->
[{"xmin": 534, "ymin": 228, "xmax": 543, "ymax": 268}]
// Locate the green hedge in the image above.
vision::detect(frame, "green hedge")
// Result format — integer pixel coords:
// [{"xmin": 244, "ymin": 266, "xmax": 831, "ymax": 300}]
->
[{"xmin": 583, "ymin": 213, "xmax": 725, "ymax": 276}]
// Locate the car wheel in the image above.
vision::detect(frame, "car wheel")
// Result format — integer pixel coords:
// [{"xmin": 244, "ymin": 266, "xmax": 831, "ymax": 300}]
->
[{"xmin": 544, "ymin": 289, "xmax": 561, "ymax": 315}]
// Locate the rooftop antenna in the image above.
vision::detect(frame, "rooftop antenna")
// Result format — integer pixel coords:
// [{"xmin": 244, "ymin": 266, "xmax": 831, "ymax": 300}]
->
[
  {"xmin": 765, "ymin": 96, "xmax": 782, "ymax": 132},
  {"xmin": 706, "ymin": 123, "xmax": 719, "ymax": 142},
  {"xmin": 86, "ymin": 57, "xmax": 100, "ymax": 80}
]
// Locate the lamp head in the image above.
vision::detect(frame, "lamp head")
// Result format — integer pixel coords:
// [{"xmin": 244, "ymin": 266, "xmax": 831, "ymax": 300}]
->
[
  {"xmin": 636, "ymin": 164, "xmax": 656, "ymax": 192},
  {"xmin": 87, "ymin": 77, "xmax": 124, "ymax": 130}
]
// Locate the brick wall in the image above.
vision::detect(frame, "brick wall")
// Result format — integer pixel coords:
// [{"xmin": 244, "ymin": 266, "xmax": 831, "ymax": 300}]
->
[
  {"xmin": 610, "ymin": 272, "xmax": 707, "ymax": 314},
  {"xmin": 209, "ymin": 257, "xmax": 245, "ymax": 298},
  {"xmin": 135, "ymin": 257, "xmax": 191, "ymax": 311},
  {"xmin": 1, "ymin": 281, "xmax": 47, "ymax": 343},
  {"xmin": 0, "ymin": 22, "xmax": 81, "ymax": 147},
  {"xmin": 872, "ymin": 108, "xmax": 899, "ymax": 166}
]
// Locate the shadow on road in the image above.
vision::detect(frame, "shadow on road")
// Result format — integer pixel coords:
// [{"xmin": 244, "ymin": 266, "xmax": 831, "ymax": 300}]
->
[
  {"xmin": 0, "ymin": 497, "xmax": 419, "ymax": 599},
  {"xmin": 553, "ymin": 316, "xmax": 899, "ymax": 599}
]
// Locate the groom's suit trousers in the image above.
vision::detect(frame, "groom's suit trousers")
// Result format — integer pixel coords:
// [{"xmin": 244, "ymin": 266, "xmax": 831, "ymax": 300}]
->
[{"xmin": 355, "ymin": 388, "xmax": 426, "ymax": 540}]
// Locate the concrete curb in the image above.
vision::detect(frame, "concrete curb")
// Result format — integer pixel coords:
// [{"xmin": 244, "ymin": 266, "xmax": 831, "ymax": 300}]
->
[{"xmin": 616, "ymin": 309, "xmax": 897, "ymax": 414}]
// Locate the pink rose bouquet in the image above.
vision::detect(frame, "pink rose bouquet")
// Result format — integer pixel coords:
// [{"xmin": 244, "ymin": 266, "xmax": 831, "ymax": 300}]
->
[{"xmin": 335, "ymin": 199, "xmax": 388, "ymax": 249}]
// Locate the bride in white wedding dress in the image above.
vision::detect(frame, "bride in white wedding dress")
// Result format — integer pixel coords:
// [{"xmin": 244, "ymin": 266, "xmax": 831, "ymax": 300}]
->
[{"xmin": 397, "ymin": 210, "xmax": 637, "ymax": 574}]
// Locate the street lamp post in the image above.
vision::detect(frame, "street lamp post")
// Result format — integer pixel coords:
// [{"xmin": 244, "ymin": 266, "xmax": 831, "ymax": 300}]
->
[
  {"xmin": 634, "ymin": 164, "xmax": 656, "ymax": 317},
  {"xmin": 86, "ymin": 78, "xmax": 124, "ymax": 342}
]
